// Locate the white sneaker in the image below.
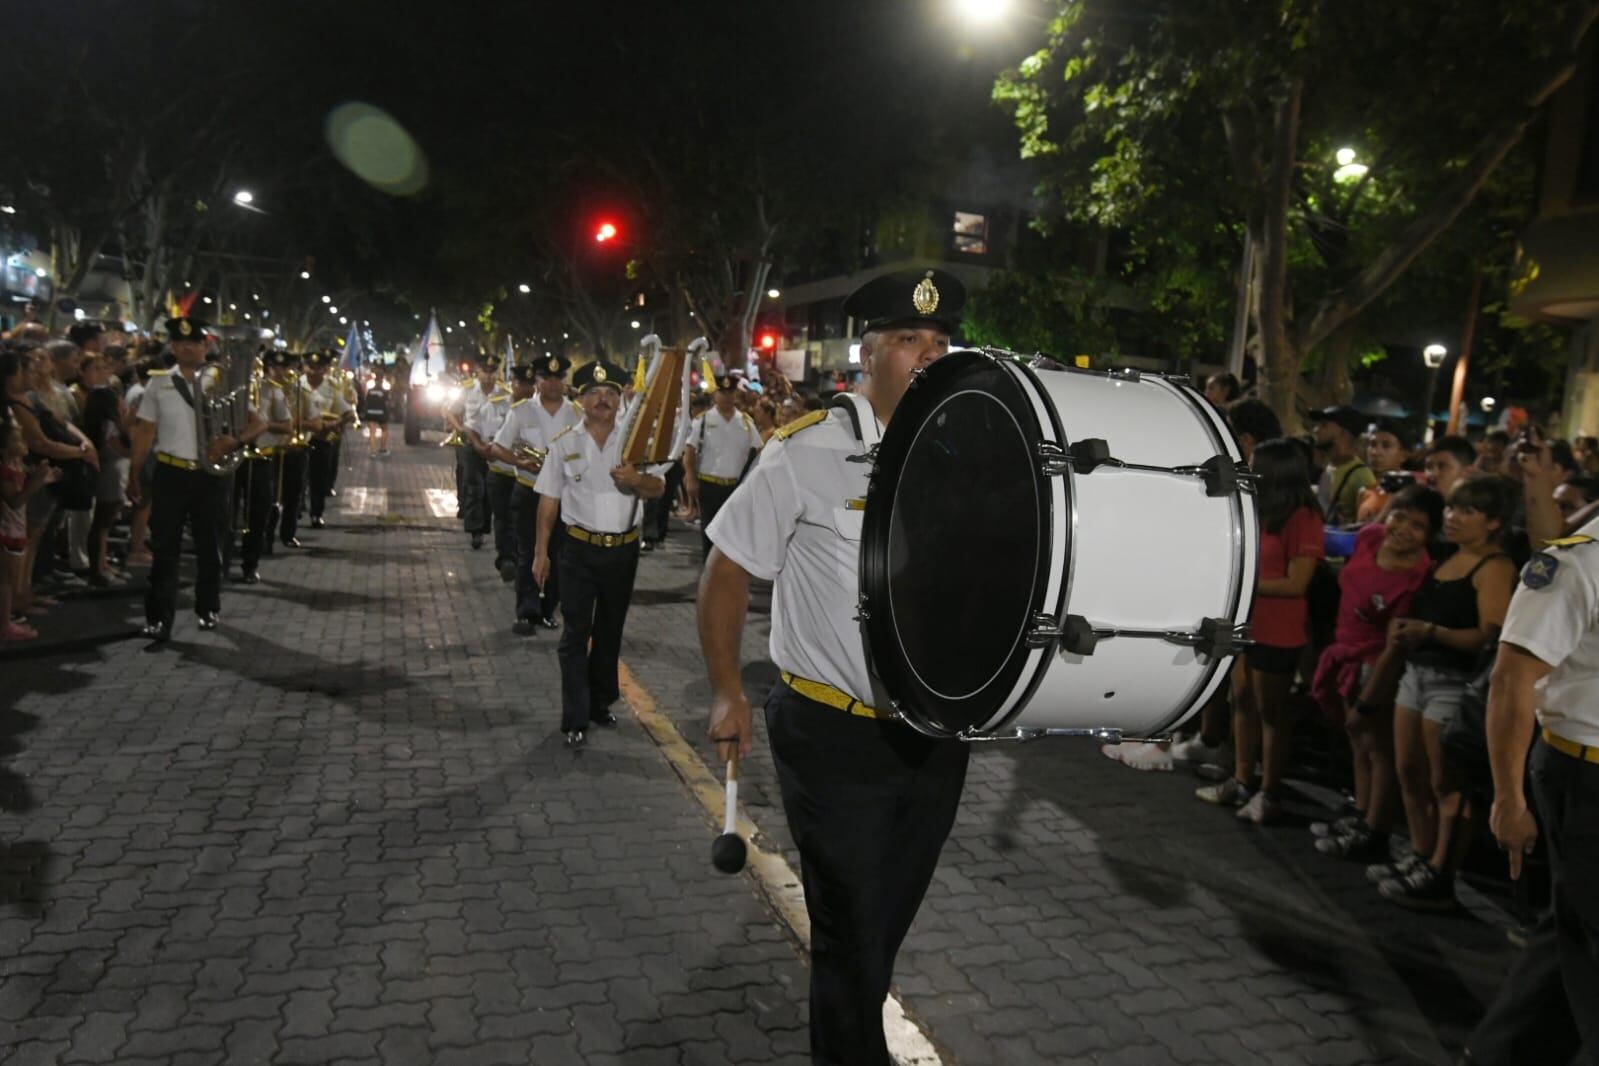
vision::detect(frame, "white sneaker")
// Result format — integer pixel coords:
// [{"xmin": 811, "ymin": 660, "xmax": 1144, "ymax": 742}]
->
[
  {"xmin": 1236, "ymin": 790, "xmax": 1280, "ymax": 824},
  {"xmin": 1170, "ymin": 735, "xmax": 1222, "ymax": 764}
]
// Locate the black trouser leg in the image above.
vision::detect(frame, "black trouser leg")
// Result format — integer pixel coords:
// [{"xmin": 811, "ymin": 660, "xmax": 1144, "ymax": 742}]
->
[
  {"xmin": 240, "ymin": 456, "xmax": 277, "ymax": 571},
  {"xmin": 279, "ymin": 450, "xmax": 307, "ymax": 541},
  {"xmin": 329, "ymin": 436, "xmax": 342, "ymax": 489},
  {"xmin": 1531, "ymin": 741, "xmax": 1599, "ymax": 1059},
  {"xmin": 461, "ymin": 449, "xmax": 489, "ymax": 535},
  {"xmin": 585, "ymin": 541, "xmax": 638, "ymax": 714},
  {"xmin": 487, "ymin": 472, "xmax": 515, "ymax": 567},
  {"xmin": 144, "ymin": 465, "xmax": 191, "ymax": 626},
  {"xmin": 191, "ymin": 473, "xmax": 225, "ymax": 615},
  {"xmin": 765, "ymin": 685, "xmax": 970, "ymax": 1066},
  {"xmin": 307, "ymin": 439, "xmax": 333, "ymax": 519},
  {"xmin": 556, "ymin": 537, "xmax": 639, "ymax": 732},
  {"xmin": 699, "ymin": 480, "xmax": 735, "ymax": 558},
  {"xmin": 556, "ymin": 540, "xmax": 599, "ymax": 733},
  {"xmin": 539, "ymin": 512, "xmax": 564, "ymax": 622},
  {"xmin": 1466, "ymin": 914, "xmax": 1583, "ymax": 1065},
  {"xmin": 512, "ymin": 484, "xmax": 539, "ymax": 622}
]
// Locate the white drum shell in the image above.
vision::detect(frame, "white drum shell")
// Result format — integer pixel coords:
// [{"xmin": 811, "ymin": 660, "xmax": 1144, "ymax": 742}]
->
[{"xmin": 981, "ymin": 364, "xmax": 1258, "ymax": 738}]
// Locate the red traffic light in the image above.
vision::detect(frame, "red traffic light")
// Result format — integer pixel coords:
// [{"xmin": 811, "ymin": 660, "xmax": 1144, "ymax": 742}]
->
[
  {"xmin": 758, "ymin": 332, "xmax": 777, "ymax": 350},
  {"xmin": 594, "ymin": 221, "xmax": 618, "ymax": 243}
]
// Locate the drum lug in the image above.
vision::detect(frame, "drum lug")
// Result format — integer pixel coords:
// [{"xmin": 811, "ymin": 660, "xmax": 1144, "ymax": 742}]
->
[
  {"xmin": 854, "ymin": 595, "xmax": 871, "ymax": 623},
  {"xmin": 1108, "ymin": 367, "xmax": 1142, "ymax": 383},
  {"xmin": 1037, "ymin": 442, "xmax": 1072, "ymax": 478},
  {"xmin": 1024, "ymin": 612, "xmax": 1061, "ymax": 647},
  {"xmin": 1038, "ymin": 439, "xmax": 1110, "ymax": 477}
]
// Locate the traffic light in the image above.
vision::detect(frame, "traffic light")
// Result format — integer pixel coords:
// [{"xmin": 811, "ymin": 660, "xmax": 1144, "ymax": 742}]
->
[
  {"xmin": 758, "ymin": 331, "xmax": 778, "ymax": 351},
  {"xmin": 594, "ymin": 221, "xmax": 618, "ymax": 243}
]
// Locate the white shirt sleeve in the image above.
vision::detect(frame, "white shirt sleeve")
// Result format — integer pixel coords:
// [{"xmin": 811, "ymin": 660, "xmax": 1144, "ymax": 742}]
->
[
  {"xmin": 136, "ymin": 381, "xmax": 160, "ymax": 423},
  {"xmin": 1502, "ymin": 552, "xmax": 1599, "ymax": 668},
  {"xmin": 492, "ymin": 411, "xmax": 519, "ymax": 451},
  {"xmin": 533, "ymin": 441, "xmax": 566, "ymax": 499},
  {"xmin": 705, "ymin": 440, "xmax": 802, "ymax": 582},
  {"xmin": 746, "ymin": 416, "xmax": 763, "ymax": 452}
]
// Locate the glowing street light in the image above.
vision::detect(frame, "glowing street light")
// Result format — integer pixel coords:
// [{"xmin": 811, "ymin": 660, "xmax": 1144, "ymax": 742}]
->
[
  {"xmin": 630, "ymin": 320, "xmax": 640, "ymax": 329},
  {"xmin": 1481, "ymin": 396, "xmax": 1497, "ymax": 413},
  {"xmin": 1423, "ymin": 343, "xmax": 1448, "ymax": 369},
  {"xmin": 1334, "ymin": 147, "xmax": 1369, "ymax": 183},
  {"xmin": 1421, "ymin": 343, "xmax": 1448, "ymax": 443},
  {"xmin": 232, "ymin": 190, "xmax": 255, "ymax": 206},
  {"xmin": 300, "ymin": 270, "xmax": 311, "ymax": 280},
  {"xmin": 954, "ymin": 0, "xmax": 1011, "ymax": 20},
  {"xmin": 518, "ymin": 283, "xmax": 531, "ymax": 294},
  {"xmin": 321, "ymin": 295, "xmax": 332, "ymax": 304},
  {"xmin": 595, "ymin": 221, "xmax": 618, "ymax": 243},
  {"xmin": 202, "ymin": 296, "xmax": 214, "ymax": 305},
  {"xmin": 0, "ymin": 205, "xmax": 15, "ymax": 215}
]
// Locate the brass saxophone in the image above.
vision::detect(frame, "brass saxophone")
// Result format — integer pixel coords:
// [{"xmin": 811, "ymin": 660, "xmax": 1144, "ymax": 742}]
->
[{"xmin": 512, "ymin": 441, "xmax": 547, "ymax": 471}]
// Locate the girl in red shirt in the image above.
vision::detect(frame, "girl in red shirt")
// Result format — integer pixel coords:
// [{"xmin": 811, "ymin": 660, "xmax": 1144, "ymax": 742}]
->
[{"xmin": 1197, "ymin": 438, "xmax": 1323, "ymax": 824}]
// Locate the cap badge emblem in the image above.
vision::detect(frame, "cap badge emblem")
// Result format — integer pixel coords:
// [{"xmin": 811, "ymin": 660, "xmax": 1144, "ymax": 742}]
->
[
  {"xmin": 912, "ymin": 271, "xmax": 940, "ymax": 316},
  {"xmin": 593, "ymin": 366, "xmax": 607, "ymax": 383},
  {"xmin": 547, "ymin": 357, "xmax": 559, "ymax": 371},
  {"xmin": 178, "ymin": 321, "xmax": 193, "ymax": 337}
]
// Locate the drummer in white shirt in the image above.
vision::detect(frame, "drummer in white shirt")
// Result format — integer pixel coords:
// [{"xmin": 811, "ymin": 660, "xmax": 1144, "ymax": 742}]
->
[
  {"xmin": 698, "ymin": 269, "xmax": 968, "ymax": 1065},
  {"xmin": 683, "ymin": 374, "xmax": 763, "ymax": 559},
  {"xmin": 1485, "ymin": 518, "xmax": 1599, "ymax": 1061},
  {"xmin": 533, "ymin": 359, "xmax": 667, "ymax": 747}
]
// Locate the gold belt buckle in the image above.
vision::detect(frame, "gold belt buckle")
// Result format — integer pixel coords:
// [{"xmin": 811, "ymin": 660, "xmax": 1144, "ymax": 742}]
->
[{"xmin": 600, "ymin": 532, "xmax": 619, "ymax": 548}]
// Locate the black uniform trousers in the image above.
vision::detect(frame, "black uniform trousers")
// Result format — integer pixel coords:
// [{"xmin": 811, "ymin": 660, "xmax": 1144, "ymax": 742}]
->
[
  {"xmin": 643, "ymin": 460, "xmax": 684, "ymax": 544},
  {"xmin": 511, "ymin": 484, "xmax": 563, "ymax": 623},
  {"xmin": 307, "ymin": 438, "xmax": 335, "ymax": 519},
  {"xmin": 555, "ymin": 533, "xmax": 638, "ymax": 733},
  {"xmin": 278, "ymin": 448, "xmax": 308, "ymax": 542},
  {"xmin": 698, "ymin": 479, "xmax": 737, "ymax": 558},
  {"xmin": 329, "ymin": 435, "xmax": 343, "ymax": 490},
  {"xmin": 486, "ymin": 469, "xmax": 516, "ymax": 568},
  {"xmin": 239, "ymin": 454, "xmax": 279, "ymax": 572},
  {"xmin": 1526, "ymin": 739, "xmax": 1599, "ymax": 1060},
  {"xmin": 1466, "ymin": 912, "xmax": 1589, "ymax": 1065},
  {"xmin": 765, "ymin": 683, "xmax": 970, "ymax": 1066},
  {"xmin": 458, "ymin": 446, "xmax": 489, "ymax": 535},
  {"xmin": 145, "ymin": 463, "xmax": 227, "ymax": 626}
]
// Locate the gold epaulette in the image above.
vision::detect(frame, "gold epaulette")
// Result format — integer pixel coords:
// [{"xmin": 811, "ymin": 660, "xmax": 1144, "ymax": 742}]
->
[
  {"xmin": 1547, "ymin": 535, "xmax": 1596, "ymax": 549},
  {"xmin": 488, "ymin": 393, "xmax": 509, "ymax": 404},
  {"xmin": 148, "ymin": 368, "xmax": 171, "ymax": 377},
  {"xmin": 510, "ymin": 398, "xmax": 528, "ymax": 408},
  {"xmin": 550, "ymin": 424, "xmax": 577, "ymax": 443},
  {"xmin": 774, "ymin": 410, "xmax": 826, "ymax": 441}
]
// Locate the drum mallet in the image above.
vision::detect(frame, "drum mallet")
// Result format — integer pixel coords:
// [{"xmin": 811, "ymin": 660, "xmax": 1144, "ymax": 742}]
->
[{"xmin": 711, "ymin": 754, "xmax": 747, "ymax": 874}]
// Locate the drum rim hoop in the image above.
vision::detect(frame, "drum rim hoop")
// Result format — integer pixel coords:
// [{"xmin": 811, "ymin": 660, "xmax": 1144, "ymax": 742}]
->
[{"xmin": 861, "ymin": 350, "xmax": 1061, "ymax": 736}]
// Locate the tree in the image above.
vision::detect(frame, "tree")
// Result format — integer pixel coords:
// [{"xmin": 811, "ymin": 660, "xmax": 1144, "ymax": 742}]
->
[{"xmin": 996, "ymin": 0, "xmax": 1599, "ymax": 429}]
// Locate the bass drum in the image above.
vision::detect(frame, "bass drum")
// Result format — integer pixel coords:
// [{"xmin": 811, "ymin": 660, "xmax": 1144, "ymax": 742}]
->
[{"xmin": 860, "ymin": 350, "xmax": 1258, "ymax": 741}]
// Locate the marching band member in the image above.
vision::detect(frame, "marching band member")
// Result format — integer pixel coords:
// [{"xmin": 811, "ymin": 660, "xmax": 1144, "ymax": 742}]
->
[
  {"xmin": 302, "ymin": 351, "xmax": 354, "ymax": 530},
  {"xmin": 472, "ymin": 362, "xmax": 519, "ymax": 580},
  {"xmin": 238, "ymin": 351, "xmax": 293, "ymax": 584},
  {"xmin": 699, "ymin": 270, "xmax": 968, "ymax": 1063},
  {"xmin": 493, "ymin": 355, "xmax": 580, "ymax": 636},
  {"xmin": 277, "ymin": 352, "xmax": 311, "ymax": 549},
  {"xmin": 533, "ymin": 359, "xmax": 666, "ymax": 747},
  {"xmin": 445, "ymin": 355, "xmax": 502, "ymax": 550},
  {"xmin": 127, "ymin": 318, "xmax": 263, "ymax": 641},
  {"xmin": 683, "ymin": 373, "xmax": 763, "ymax": 560}
]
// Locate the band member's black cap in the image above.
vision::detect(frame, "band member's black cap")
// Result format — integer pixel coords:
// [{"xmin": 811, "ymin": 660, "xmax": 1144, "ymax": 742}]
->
[
  {"xmin": 305, "ymin": 351, "xmax": 331, "ymax": 369},
  {"xmin": 715, "ymin": 374, "xmax": 736, "ymax": 392},
  {"xmin": 536, "ymin": 353, "xmax": 571, "ymax": 379},
  {"xmin": 509, "ymin": 363, "xmax": 538, "ymax": 384},
  {"xmin": 843, "ymin": 268, "xmax": 965, "ymax": 336},
  {"xmin": 574, "ymin": 360, "xmax": 625, "ymax": 394},
  {"xmin": 165, "ymin": 317, "xmax": 210, "ymax": 342}
]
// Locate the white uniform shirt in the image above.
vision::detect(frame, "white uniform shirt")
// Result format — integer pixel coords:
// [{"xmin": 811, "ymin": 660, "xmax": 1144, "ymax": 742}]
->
[
  {"xmin": 447, "ymin": 379, "xmax": 494, "ymax": 426},
  {"xmin": 690, "ymin": 407, "xmax": 764, "ymax": 481},
  {"xmin": 493, "ymin": 397, "xmax": 583, "ymax": 488},
  {"xmin": 534, "ymin": 421, "xmax": 668, "ymax": 534},
  {"xmin": 1502, "ymin": 514, "xmax": 1599, "ymax": 748},
  {"xmin": 307, "ymin": 377, "xmax": 352, "ymax": 425},
  {"xmin": 706, "ymin": 405, "xmax": 881, "ymax": 705},
  {"xmin": 135, "ymin": 368, "xmax": 211, "ymax": 462},
  {"xmin": 472, "ymin": 393, "xmax": 515, "ymax": 476},
  {"xmin": 255, "ymin": 382, "xmax": 294, "ymax": 449}
]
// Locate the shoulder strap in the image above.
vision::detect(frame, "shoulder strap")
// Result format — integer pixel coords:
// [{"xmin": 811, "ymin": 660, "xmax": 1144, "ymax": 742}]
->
[
  {"xmin": 1325, "ymin": 460, "xmax": 1369, "ymax": 522},
  {"xmin": 169, "ymin": 373, "xmax": 196, "ymax": 411},
  {"xmin": 827, "ymin": 394, "xmax": 880, "ymax": 450},
  {"xmin": 774, "ymin": 409, "xmax": 827, "ymax": 441}
]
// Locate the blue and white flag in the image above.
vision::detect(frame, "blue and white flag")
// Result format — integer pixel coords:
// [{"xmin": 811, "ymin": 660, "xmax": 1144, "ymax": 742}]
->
[
  {"xmin": 341, "ymin": 322, "xmax": 364, "ymax": 373},
  {"xmin": 410, "ymin": 311, "xmax": 448, "ymax": 386}
]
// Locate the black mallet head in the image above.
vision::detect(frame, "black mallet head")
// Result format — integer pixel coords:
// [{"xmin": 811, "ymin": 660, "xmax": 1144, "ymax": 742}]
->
[{"xmin": 711, "ymin": 832, "xmax": 747, "ymax": 874}]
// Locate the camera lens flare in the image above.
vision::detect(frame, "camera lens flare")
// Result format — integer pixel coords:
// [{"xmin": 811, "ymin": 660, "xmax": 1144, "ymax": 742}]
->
[{"xmin": 324, "ymin": 102, "xmax": 429, "ymax": 196}]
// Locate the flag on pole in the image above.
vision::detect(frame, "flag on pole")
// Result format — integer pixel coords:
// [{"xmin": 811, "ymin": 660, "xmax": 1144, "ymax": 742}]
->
[
  {"xmin": 503, "ymin": 335, "xmax": 515, "ymax": 384},
  {"xmin": 341, "ymin": 322, "xmax": 364, "ymax": 373},
  {"xmin": 410, "ymin": 311, "xmax": 448, "ymax": 386}
]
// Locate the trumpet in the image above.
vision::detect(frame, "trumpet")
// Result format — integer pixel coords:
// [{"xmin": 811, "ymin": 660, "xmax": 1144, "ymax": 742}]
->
[
  {"xmin": 440, "ymin": 429, "xmax": 467, "ymax": 448},
  {"xmin": 512, "ymin": 441, "xmax": 547, "ymax": 470}
]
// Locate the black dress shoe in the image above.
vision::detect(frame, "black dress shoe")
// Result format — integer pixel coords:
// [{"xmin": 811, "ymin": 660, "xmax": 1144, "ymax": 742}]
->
[
  {"xmin": 241, "ymin": 569, "xmax": 260, "ymax": 585},
  {"xmin": 310, "ymin": 516, "xmax": 326, "ymax": 529},
  {"xmin": 141, "ymin": 620, "xmax": 172, "ymax": 642},
  {"xmin": 470, "ymin": 533, "xmax": 485, "ymax": 550},
  {"xmin": 564, "ymin": 730, "xmax": 586, "ymax": 748},
  {"xmin": 592, "ymin": 711, "xmax": 619, "ymax": 728},
  {"xmin": 538, "ymin": 615, "xmax": 560, "ymax": 630},
  {"xmin": 281, "ymin": 537, "xmax": 303, "ymax": 548},
  {"xmin": 640, "ymin": 540, "xmax": 655, "ymax": 553},
  {"xmin": 511, "ymin": 619, "xmax": 535, "ymax": 636},
  {"xmin": 497, "ymin": 559, "xmax": 517, "ymax": 583},
  {"xmin": 196, "ymin": 611, "xmax": 219, "ymax": 631}
]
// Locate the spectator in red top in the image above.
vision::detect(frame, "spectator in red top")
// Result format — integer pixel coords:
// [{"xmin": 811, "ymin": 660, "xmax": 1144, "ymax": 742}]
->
[
  {"xmin": 1311, "ymin": 485, "xmax": 1441, "ymax": 859},
  {"xmin": 1196, "ymin": 437, "xmax": 1323, "ymax": 824}
]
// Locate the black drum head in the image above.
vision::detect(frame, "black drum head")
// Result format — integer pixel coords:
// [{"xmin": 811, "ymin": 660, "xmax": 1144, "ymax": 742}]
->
[{"xmin": 861, "ymin": 351, "xmax": 1061, "ymax": 735}]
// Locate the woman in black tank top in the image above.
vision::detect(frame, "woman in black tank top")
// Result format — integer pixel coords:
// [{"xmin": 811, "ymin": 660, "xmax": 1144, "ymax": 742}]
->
[{"xmin": 1381, "ymin": 476, "xmax": 1519, "ymax": 910}]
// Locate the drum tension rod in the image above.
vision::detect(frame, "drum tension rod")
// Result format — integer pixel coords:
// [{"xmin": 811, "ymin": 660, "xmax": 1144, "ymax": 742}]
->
[
  {"xmin": 1038, "ymin": 442, "xmax": 1254, "ymax": 497},
  {"xmin": 1034, "ymin": 613, "xmax": 1251, "ymax": 659}
]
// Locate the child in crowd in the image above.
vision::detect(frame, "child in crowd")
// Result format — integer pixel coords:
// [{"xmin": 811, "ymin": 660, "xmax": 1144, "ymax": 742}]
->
[
  {"xmin": 1196, "ymin": 437, "xmax": 1323, "ymax": 823},
  {"xmin": 1, "ymin": 418, "xmax": 61, "ymax": 641},
  {"xmin": 1310, "ymin": 485, "xmax": 1442, "ymax": 859},
  {"xmin": 1374, "ymin": 476, "xmax": 1518, "ymax": 909}
]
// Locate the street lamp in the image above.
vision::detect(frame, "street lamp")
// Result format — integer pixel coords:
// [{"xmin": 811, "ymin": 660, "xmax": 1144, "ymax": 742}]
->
[
  {"xmin": 232, "ymin": 190, "xmax": 254, "ymax": 206},
  {"xmin": 1482, "ymin": 396, "xmax": 1497, "ymax": 413},
  {"xmin": 766, "ymin": 288, "xmax": 781, "ymax": 299},
  {"xmin": 1334, "ymin": 147, "xmax": 1369, "ymax": 183},
  {"xmin": 954, "ymin": 0, "xmax": 1010, "ymax": 21},
  {"xmin": 518, "ymin": 283, "xmax": 531, "ymax": 294},
  {"xmin": 1422, "ymin": 343, "xmax": 1447, "ymax": 443},
  {"xmin": 0, "ymin": 205, "xmax": 14, "ymax": 215},
  {"xmin": 300, "ymin": 270, "xmax": 311, "ymax": 280}
]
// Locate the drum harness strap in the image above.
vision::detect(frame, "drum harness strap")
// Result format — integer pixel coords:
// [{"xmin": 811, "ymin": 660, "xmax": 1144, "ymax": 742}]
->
[{"xmin": 829, "ymin": 393, "xmax": 882, "ymax": 464}]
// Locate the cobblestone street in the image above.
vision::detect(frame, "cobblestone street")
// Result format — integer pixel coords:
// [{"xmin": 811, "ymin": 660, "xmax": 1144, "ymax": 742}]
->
[{"xmin": 2, "ymin": 439, "xmax": 1519, "ymax": 1065}]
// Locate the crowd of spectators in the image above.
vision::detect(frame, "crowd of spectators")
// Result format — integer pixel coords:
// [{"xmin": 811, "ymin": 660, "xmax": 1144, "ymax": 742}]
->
[
  {"xmin": 1, "ymin": 314, "xmax": 166, "ymax": 643},
  {"xmin": 1107, "ymin": 371, "xmax": 1593, "ymax": 916}
]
